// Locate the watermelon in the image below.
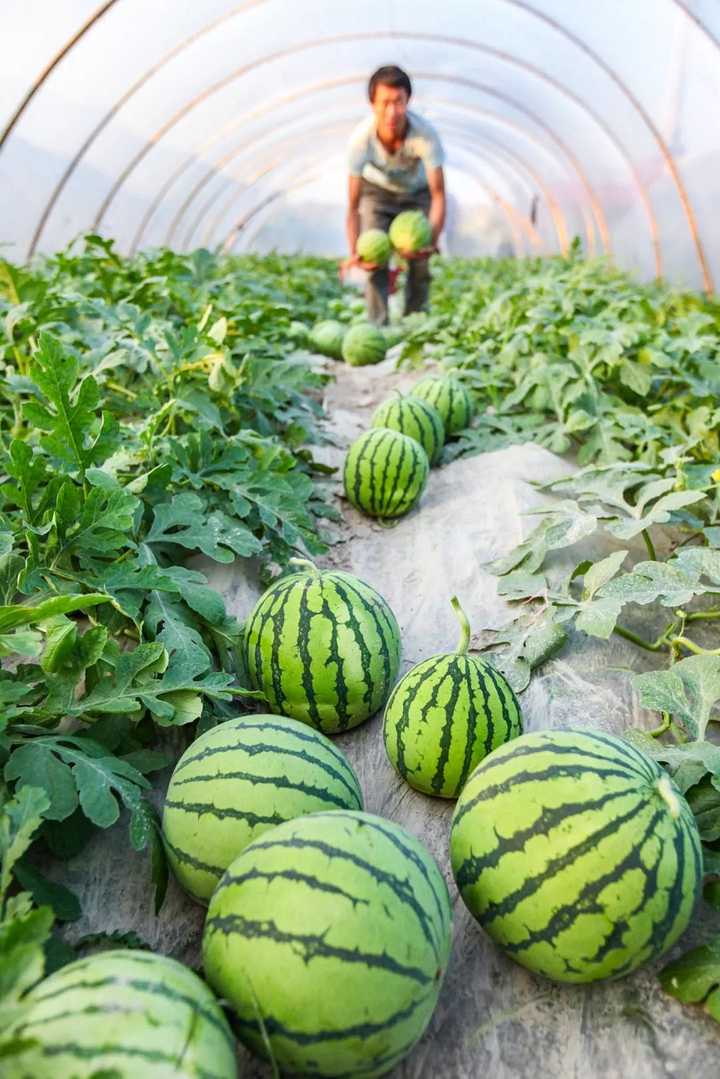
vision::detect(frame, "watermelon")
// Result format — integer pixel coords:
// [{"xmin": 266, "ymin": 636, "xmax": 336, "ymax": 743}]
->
[
  {"xmin": 389, "ymin": 210, "xmax": 433, "ymax": 254},
  {"xmin": 371, "ymin": 394, "xmax": 445, "ymax": 466},
  {"xmin": 450, "ymin": 729, "xmax": 703, "ymax": 984},
  {"xmin": 357, "ymin": 228, "xmax": 391, "ymax": 266},
  {"xmin": 309, "ymin": 319, "xmax": 345, "ymax": 359},
  {"xmin": 6, "ymin": 949, "xmax": 236, "ymax": 1078},
  {"xmin": 203, "ymin": 810, "xmax": 452, "ymax": 1077},
  {"xmin": 384, "ymin": 596, "xmax": 522, "ymax": 797},
  {"xmin": 342, "ymin": 323, "xmax": 387, "ymax": 366},
  {"xmin": 162, "ymin": 714, "xmax": 364, "ymax": 902},
  {"xmin": 413, "ymin": 375, "xmax": 474, "ymax": 435},
  {"xmin": 343, "ymin": 428, "xmax": 429, "ymax": 519},
  {"xmin": 243, "ymin": 559, "xmax": 401, "ymax": 733}
]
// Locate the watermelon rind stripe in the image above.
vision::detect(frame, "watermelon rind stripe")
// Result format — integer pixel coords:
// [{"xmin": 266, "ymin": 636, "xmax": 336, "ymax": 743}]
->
[
  {"xmin": 206, "ymin": 912, "xmax": 432, "ymax": 985},
  {"xmin": 430, "ymin": 661, "xmax": 465, "ymax": 794},
  {"xmin": 173, "ymin": 722, "xmax": 362, "ymax": 804},
  {"xmin": 499, "ymin": 804, "xmax": 666, "ymax": 957},
  {"xmin": 328, "ymin": 811, "xmax": 451, "ymax": 937},
  {"xmin": 297, "ymin": 577, "xmax": 322, "ymax": 725},
  {"xmin": 233, "ymin": 986, "xmax": 436, "ymax": 1044},
  {"xmin": 454, "ymin": 786, "xmax": 634, "ymax": 889},
  {"xmin": 163, "ymin": 834, "xmax": 226, "ymax": 878},
  {"xmin": 234, "ymin": 831, "xmax": 443, "ymax": 958},
  {"xmin": 171, "ymin": 770, "xmax": 358, "ymax": 810},
  {"xmin": 221, "ymin": 865, "xmax": 371, "ymax": 907},
  {"xmin": 453, "ymin": 761, "xmax": 646, "ymax": 828},
  {"xmin": 331, "ymin": 576, "xmax": 393, "ymax": 695},
  {"xmin": 28, "ymin": 974, "xmax": 234, "ymax": 1048}
]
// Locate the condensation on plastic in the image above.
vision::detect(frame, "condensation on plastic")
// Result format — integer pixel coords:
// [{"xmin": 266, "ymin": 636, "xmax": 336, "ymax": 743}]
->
[{"xmin": 1, "ymin": 0, "xmax": 719, "ymax": 289}]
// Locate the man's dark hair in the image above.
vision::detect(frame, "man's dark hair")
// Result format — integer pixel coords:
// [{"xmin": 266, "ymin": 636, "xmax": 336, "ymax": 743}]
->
[{"xmin": 368, "ymin": 65, "xmax": 412, "ymax": 102}]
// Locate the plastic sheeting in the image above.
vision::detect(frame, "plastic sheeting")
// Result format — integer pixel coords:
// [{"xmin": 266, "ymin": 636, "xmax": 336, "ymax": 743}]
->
[{"xmin": 2, "ymin": 1, "xmax": 720, "ymax": 288}]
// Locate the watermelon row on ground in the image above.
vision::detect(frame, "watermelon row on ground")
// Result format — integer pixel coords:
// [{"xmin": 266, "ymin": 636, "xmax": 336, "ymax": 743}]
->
[{"xmin": 1, "ymin": 244, "xmax": 715, "ymax": 1078}]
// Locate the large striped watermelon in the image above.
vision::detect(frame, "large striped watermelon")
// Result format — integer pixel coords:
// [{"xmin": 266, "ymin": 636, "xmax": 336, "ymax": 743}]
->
[
  {"xmin": 450, "ymin": 729, "xmax": 703, "ymax": 983},
  {"xmin": 203, "ymin": 810, "xmax": 452, "ymax": 1077},
  {"xmin": 389, "ymin": 210, "xmax": 432, "ymax": 254},
  {"xmin": 309, "ymin": 319, "xmax": 345, "ymax": 360},
  {"xmin": 343, "ymin": 428, "xmax": 429, "ymax": 519},
  {"xmin": 6, "ymin": 949, "xmax": 236, "ymax": 1079},
  {"xmin": 371, "ymin": 394, "xmax": 445, "ymax": 465},
  {"xmin": 383, "ymin": 597, "xmax": 522, "ymax": 797},
  {"xmin": 162, "ymin": 714, "xmax": 364, "ymax": 902},
  {"xmin": 342, "ymin": 324, "xmax": 388, "ymax": 366},
  {"xmin": 413, "ymin": 375, "xmax": 474, "ymax": 435},
  {"xmin": 243, "ymin": 559, "xmax": 401, "ymax": 733}
]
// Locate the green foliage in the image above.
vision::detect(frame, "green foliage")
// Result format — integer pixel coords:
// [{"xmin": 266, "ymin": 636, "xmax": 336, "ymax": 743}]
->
[
  {"xmin": 0, "ymin": 238, "xmax": 349, "ymax": 928},
  {"xmin": 660, "ymin": 937, "xmax": 720, "ymax": 1022}
]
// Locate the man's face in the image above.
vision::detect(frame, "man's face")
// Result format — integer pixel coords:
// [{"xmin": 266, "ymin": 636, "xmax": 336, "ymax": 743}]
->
[{"xmin": 372, "ymin": 83, "xmax": 409, "ymax": 136}]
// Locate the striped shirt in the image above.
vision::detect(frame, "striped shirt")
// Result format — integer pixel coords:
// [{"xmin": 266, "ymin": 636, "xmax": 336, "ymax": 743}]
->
[{"xmin": 347, "ymin": 110, "xmax": 444, "ymax": 195}]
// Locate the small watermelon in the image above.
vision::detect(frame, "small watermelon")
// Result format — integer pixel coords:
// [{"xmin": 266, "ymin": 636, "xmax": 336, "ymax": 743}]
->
[
  {"xmin": 413, "ymin": 375, "xmax": 474, "ymax": 435},
  {"xmin": 384, "ymin": 596, "xmax": 522, "ymax": 797},
  {"xmin": 450, "ymin": 729, "xmax": 703, "ymax": 984},
  {"xmin": 371, "ymin": 393, "xmax": 445, "ymax": 465},
  {"xmin": 243, "ymin": 559, "xmax": 401, "ymax": 733},
  {"xmin": 309, "ymin": 319, "xmax": 345, "ymax": 359},
  {"xmin": 203, "ymin": 810, "xmax": 452, "ymax": 1077},
  {"xmin": 389, "ymin": 210, "xmax": 433, "ymax": 254},
  {"xmin": 7, "ymin": 949, "xmax": 236, "ymax": 1078},
  {"xmin": 342, "ymin": 323, "xmax": 387, "ymax": 366},
  {"xmin": 357, "ymin": 228, "xmax": 391, "ymax": 266},
  {"xmin": 344, "ymin": 428, "xmax": 429, "ymax": 519},
  {"xmin": 162, "ymin": 714, "xmax": 364, "ymax": 902}
]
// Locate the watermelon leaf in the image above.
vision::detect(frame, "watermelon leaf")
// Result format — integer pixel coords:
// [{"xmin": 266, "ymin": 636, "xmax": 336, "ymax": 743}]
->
[
  {"xmin": 660, "ymin": 937, "xmax": 720, "ymax": 1023},
  {"xmin": 632, "ymin": 656, "xmax": 720, "ymax": 741},
  {"xmin": 4, "ymin": 735, "xmax": 151, "ymax": 828}
]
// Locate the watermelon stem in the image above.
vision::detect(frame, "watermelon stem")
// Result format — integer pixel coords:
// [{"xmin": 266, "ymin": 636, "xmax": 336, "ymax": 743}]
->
[
  {"xmin": 656, "ymin": 775, "xmax": 681, "ymax": 819},
  {"xmin": 450, "ymin": 595, "xmax": 471, "ymax": 654},
  {"xmin": 288, "ymin": 557, "xmax": 320, "ymax": 576}
]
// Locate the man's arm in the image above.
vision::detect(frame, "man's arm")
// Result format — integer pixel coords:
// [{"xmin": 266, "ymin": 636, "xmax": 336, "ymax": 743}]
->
[
  {"xmin": 427, "ymin": 166, "xmax": 446, "ymax": 248},
  {"xmin": 346, "ymin": 174, "xmax": 362, "ymax": 260}
]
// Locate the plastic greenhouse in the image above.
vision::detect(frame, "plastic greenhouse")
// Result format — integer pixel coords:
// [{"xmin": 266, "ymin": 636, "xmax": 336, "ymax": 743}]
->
[{"xmin": 2, "ymin": 3, "xmax": 720, "ymax": 1078}]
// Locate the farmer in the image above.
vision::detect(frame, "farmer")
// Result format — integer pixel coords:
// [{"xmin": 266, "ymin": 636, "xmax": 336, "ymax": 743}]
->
[{"xmin": 344, "ymin": 65, "xmax": 446, "ymax": 325}]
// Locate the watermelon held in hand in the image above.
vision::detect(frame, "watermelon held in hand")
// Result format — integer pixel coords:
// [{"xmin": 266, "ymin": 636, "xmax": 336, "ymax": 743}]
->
[
  {"xmin": 203, "ymin": 810, "xmax": 453, "ymax": 1078},
  {"xmin": 309, "ymin": 319, "xmax": 345, "ymax": 359},
  {"xmin": 384, "ymin": 596, "xmax": 522, "ymax": 798},
  {"xmin": 356, "ymin": 228, "xmax": 391, "ymax": 266},
  {"xmin": 371, "ymin": 393, "xmax": 445, "ymax": 465},
  {"xmin": 162, "ymin": 714, "xmax": 364, "ymax": 902},
  {"xmin": 389, "ymin": 210, "xmax": 433, "ymax": 254},
  {"xmin": 6, "ymin": 950, "xmax": 237, "ymax": 1079},
  {"xmin": 450, "ymin": 729, "xmax": 703, "ymax": 983},
  {"xmin": 413, "ymin": 375, "xmax": 474, "ymax": 435},
  {"xmin": 343, "ymin": 427, "xmax": 429, "ymax": 519},
  {"xmin": 243, "ymin": 559, "xmax": 401, "ymax": 733},
  {"xmin": 341, "ymin": 323, "xmax": 388, "ymax": 366}
]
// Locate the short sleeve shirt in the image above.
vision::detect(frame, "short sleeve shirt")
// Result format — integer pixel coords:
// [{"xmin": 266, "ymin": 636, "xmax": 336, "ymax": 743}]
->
[{"xmin": 347, "ymin": 110, "xmax": 444, "ymax": 195}]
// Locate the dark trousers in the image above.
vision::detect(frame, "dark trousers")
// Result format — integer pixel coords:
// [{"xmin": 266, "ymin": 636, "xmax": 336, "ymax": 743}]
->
[{"xmin": 358, "ymin": 179, "xmax": 432, "ymax": 325}]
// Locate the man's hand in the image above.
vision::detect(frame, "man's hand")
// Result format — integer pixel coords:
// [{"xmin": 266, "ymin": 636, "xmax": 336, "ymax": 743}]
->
[
  {"xmin": 397, "ymin": 245, "xmax": 438, "ymax": 262},
  {"xmin": 340, "ymin": 254, "xmax": 383, "ymax": 274}
]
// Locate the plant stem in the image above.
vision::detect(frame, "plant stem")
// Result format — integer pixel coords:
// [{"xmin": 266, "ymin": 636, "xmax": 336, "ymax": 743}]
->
[
  {"xmin": 288, "ymin": 557, "xmax": 320, "ymax": 576},
  {"xmin": 672, "ymin": 635, "xmax": 720, "ymax": 656},
  {"xmin": 613, "ymin": 624, "xmax": 668, "ymax": 652},
  {"xmin": 450, "ymin": 595, "xmax": 471, "ymax": 654},
  {"xmin": 685, "ymin": 608, "xmax": 720, "ymax": 623},
  {"xmin": 641, "ymin": 528, "xmax": 657, "ymax": 561},
  {"xmin": 648, "ymin": 712, "xmax": 671, "ymax": 738}
]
